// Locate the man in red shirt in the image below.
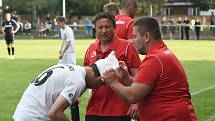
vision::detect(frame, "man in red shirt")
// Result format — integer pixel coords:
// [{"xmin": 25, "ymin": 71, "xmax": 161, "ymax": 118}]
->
[
  {"xmin": 104, "ymin": 0, "xmax": 137, "ymax": 40},
  {"xmin": 84, "ymin": 12, "xmax": 141, "ymax": 121},
  {"xmin": 115, "ymin": 0, "xmax": 137, "ymax": 40},
  {"xmin": 103, "ymin": 17, "xmax": 197, "ymax": 121}
]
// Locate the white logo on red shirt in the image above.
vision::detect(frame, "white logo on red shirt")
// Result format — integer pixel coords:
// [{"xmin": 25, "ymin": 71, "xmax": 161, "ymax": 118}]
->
[
  {"xmin": 90, "ymin": 51, "xmax": 97, "ymax": 58},
  {"xmin": 116, "ymin": 20, "xmax": 125, "ymax": 25}
]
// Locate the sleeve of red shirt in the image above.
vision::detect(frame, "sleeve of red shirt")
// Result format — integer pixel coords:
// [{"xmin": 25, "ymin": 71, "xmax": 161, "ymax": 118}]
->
[
  {"xmin": 125, "ymin": 42, "xmax": 141, "ymax": 68},
  {"xmin": 134, "ymin": 56, "xmax": 162, "ymax": 85},
  {"xmin": 126, "ymin": 20, "xmax": 134, "ymax": 39}
]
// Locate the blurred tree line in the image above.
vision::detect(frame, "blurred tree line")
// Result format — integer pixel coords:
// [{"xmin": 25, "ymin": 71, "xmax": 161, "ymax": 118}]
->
[
  {"xmin": 189, "ymin": 0, "xmax": 215, "ymax": 11},
  {"xmin": 2, "ymin": 0, "xmax": 215, "ymax": 26},
  {"xmin": 1, "ymin": 0, "xmax": 166, "ymax": 17},
  {"xmin": 2, "ymin": 0, "xmax": 215, "ymax": 17}
]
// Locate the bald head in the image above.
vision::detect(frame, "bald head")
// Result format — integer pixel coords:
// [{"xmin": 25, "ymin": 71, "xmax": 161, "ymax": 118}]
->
[
  {"xmin": 121, "ymin": 0, "xmax": 137, "ymax": 18},
  {"xmin": 103, "ymin": 2, "xmax": 120, "ymax": 16}
]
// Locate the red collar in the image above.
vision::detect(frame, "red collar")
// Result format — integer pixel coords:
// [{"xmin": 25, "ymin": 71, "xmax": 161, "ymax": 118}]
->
[
  {"xmin": 147, "ymin": 40, "xmax": 167, "ymax": 55},
  {"xmin": 95, "ymin": 36, "xmax": 118, "ymax": 54}
]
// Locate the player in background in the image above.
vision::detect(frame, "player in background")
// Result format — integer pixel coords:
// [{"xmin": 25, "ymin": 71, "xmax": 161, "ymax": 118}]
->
[
  {"xmin": 57, "ymin": 16, "xmax": 76, "ymax": 65},
  {"xmin": 13, "ymin": 52, "xmax": 120, "ymax": 121},
  {"xmin": 2, "ymin": 13, "xmax": 20, "ymax": 59},
  {"xmin": 56, "ymin": 16, "xmax": 79, "ymax": 121},
  {"xmin": 103, "ymin": 0, "xmax": 137, "ymax": 40},
  {"xmin": 103, "ymin": 2, "xmax": 120, "ymax": 16}
]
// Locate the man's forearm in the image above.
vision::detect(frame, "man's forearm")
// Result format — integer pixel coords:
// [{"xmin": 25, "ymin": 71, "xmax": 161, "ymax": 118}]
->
[
  {"xmin": 124, "ymin": 68, "xmax": 137, "ymax": 86},
  {"xmin": 61, "ymin": 42, "xmax": 70, "ymax": 54},
  {"xmin": 124, "ymin": 75, "xmax": 134, "ymax": 86},
  {"xmin": 50, "ymin": 112, "xmax": 71, "ymax": 121},
  {"xmin": 110, "ymin": 82, "xmax": 137, "ymax": 103}
]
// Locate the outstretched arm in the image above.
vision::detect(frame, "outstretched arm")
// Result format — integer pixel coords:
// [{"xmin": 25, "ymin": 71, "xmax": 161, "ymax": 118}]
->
[
  {"xmin": 48, "ymin": 95, "xmax": 71, "ymax": 121},
  {"xmin": 103, "ymin": 69, "xmax": 152, "ymax": 104}
]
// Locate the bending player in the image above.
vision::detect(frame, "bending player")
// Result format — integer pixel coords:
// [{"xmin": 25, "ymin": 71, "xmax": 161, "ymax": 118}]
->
[{"xmin": 13, "ymin": 52, "xmax": 119, "ymax": 121}]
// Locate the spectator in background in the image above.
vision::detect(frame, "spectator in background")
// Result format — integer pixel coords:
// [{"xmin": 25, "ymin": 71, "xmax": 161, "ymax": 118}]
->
[
  {"xmin": 53, "ymin": 17, "xmax": 60, "ymax": 37},
  {"xmin": 210, "ymin": 12, "xmax": 215, "ymax": 31},
  {"xmin": 161, "ymin": 16, "xmax": 168, "ymax": 36},
  {"xmin": 92, "ymin": 20, "xmax": 96, "ymax": 38},
  {"xmin": 103, "ymin": 17, "xmax": 197, "ymax": 121},
  {"xmin": 84, "ymin": 12, "xmax": 141, "ymax": 121},
  {"xmin": 23, "ymin": 20, "xmax": 32, "ymax": 35},
  {"xmin": 39, "ymin": 22, "xmax": 46, "ymax": 37},
  {"xmin": 46, "ymin": 13, "xmax": 52, "ymax": 35},
  {"xmin": 177, "ymin": 17, "xmax": 184, "ymax": 40},
  {"xmin": 72, "ymin": 21, "xmax": 78, "ymax": 31},
  {"xmin": 190, "ymin": 17, "xmax": 195, "ymax": 31},
  {"xmin": 195, "ymin": 19, "xmax": 201, "ymax": 40},
  {"xmin": 168, "ymin": 17, "xmax": 176, "ymax": 40},
  {"xmin": 184, "ymin": 17, "xmax": 190, "ymax": 40},
  {"xmin": 84, "ymin": 17, "xmax": 93, "ymax": 37}
]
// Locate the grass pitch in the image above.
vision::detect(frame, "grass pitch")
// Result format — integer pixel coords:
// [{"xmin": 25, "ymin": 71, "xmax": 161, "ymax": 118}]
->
[{"xmin": 0, "ymin": 39, "xmax": 215, "ymax": 121}]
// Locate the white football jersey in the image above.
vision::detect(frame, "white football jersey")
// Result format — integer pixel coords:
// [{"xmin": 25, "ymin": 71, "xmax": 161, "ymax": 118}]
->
[
  {"xmin": 60, "ymin": 25, "xmax": 75, "ymax": 53},
  {"xmin": 13, "ymin": 64, "xmax": 86, "ymax": 121}
]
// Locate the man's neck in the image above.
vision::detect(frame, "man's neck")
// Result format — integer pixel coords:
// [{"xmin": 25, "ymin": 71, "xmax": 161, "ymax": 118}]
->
[
  {"xmin": 147, "ymin": 39, "xmax": 162, "ymax": 52},
  {"xmin": 62, "ymin": 24, "xmax": 66, "ymax": 29},
  {"xmin": 120, "ymin": 10, "xmax": 128, "ymax": 16},
  {"xmin": 120, "ymin": 9, "xmax": 133, "ymax": 18},
  {"xmin": 100, "ymin": 39, "xmax": 113, "ymax": 52}
]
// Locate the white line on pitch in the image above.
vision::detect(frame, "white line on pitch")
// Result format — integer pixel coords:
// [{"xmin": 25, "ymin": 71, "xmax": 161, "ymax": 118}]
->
[
  {"xmin": 205, "ymin": 112, "xmax": 215, "ymax": 121},
  {"xmin": 191, "ymin": 84, "xmax": 215, "ymax": 96},
  {"xmin": 190, "ymin": 84, "xmax": 215, "ymax": 121}
]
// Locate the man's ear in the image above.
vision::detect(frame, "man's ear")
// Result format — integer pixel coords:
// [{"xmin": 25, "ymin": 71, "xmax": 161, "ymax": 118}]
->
[{"xmin": 145, "ymin": 32, "xmax": 150, "ymax": 43}]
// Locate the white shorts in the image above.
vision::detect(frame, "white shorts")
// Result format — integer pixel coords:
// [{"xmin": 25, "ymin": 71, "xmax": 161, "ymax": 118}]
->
[{"xmin": 58, "ymin": 52, "xmax": 76, "ymax": 65}]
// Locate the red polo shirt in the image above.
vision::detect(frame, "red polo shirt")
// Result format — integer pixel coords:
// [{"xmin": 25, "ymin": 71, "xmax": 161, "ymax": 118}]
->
[
  {"xmin": 115, "ymin": 15, "xmax": 134, "ymax": 40},
  {"xmin": 134, "ymin": 41, "xmax": 197, "ymax": 121},
  {"xmin": 84, "ymin": 36, "xmax": 141, "ymax": 116}
]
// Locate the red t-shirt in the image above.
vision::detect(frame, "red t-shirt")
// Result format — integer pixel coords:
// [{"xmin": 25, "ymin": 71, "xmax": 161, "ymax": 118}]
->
[
  {"xmin": 115, "ymin": 15, "xmax": 134, "ymax": 40},
  {"xmin": 84, "ymin": 36, "xmax": 141, "ymax": 116},
  {"xmin": 134, "ymin": 41, "xmax": 197, "ymax": 121}
]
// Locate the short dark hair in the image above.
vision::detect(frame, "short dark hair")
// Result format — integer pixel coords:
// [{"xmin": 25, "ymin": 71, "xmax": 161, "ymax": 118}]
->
[
  {"xmin": 89, "ymin": 64, "xmax": 100, "ymax": 77},
  {"xmin": 56, "ymin": 16, "xmax": 65, "ymax": 23},
  {"xmin": 134, "ymin": 17, "xmax": 161, "ymax": 40},
  {"xmin": 103, "ymin": 2, "xmax": 120, "ymax": 16},
  {"xmin": 94, "ymin": 12, "xmax": 116, "ymax": 28}
]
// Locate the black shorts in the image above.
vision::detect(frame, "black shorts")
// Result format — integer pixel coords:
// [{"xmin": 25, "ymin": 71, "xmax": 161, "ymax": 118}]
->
[
  {"xmin": 85, "ymin": 115, "xmax": 131, "ymax": 121},
  {"xmin": 5, "ymin": 34, "xmax": 14, "ymax": 45}
]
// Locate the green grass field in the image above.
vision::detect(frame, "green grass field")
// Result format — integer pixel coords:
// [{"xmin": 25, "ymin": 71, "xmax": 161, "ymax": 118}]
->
[{"xmin": 0, "ymin": 39, "xmax": 215, "ymax": 121}]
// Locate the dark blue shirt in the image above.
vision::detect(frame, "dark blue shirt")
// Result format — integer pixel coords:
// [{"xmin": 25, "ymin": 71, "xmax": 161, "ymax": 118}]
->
[{"xmin": 2, "ymin": 19, "xmax": 17, "ymax": 35}]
